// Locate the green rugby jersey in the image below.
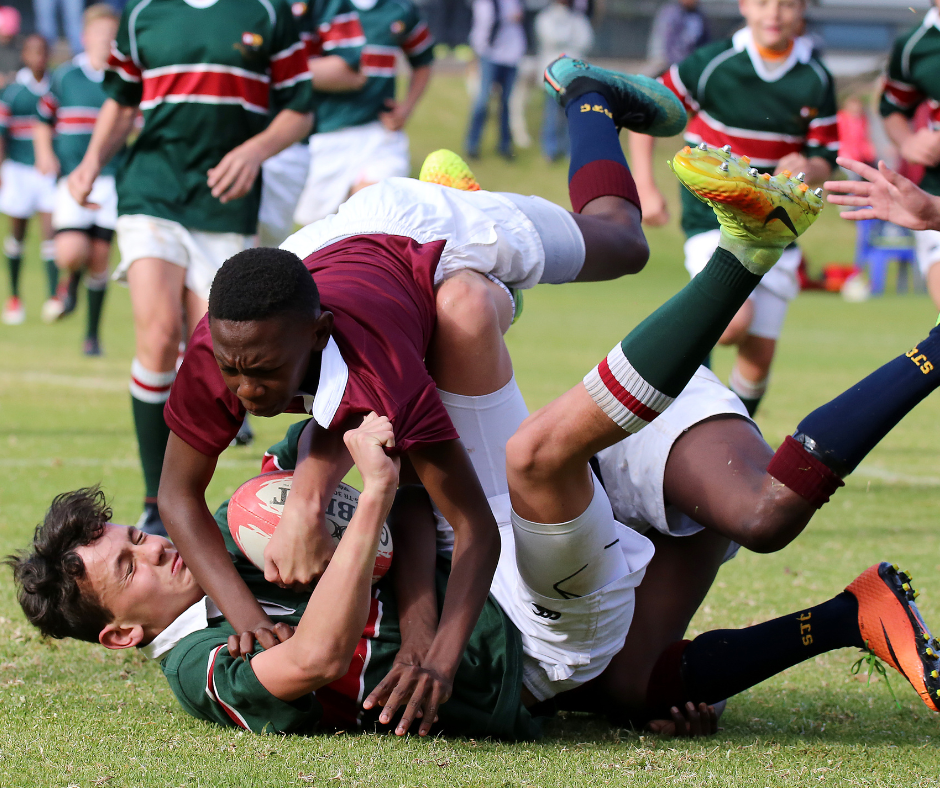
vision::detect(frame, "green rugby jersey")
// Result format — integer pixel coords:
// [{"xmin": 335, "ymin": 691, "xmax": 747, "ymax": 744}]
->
[
  {"xmin": 661, "ymin": 28, "xmax": 839, "ymax": 238},
  {"xmin": 154, "ymin": 419, "xmax": 537, "ymax": 739},
  {"xmin": 38, "ymin": 54, "xmax": 123, "ymax": 178},
  {"xmin": 0, "ymin": 69, "xmax": 49, "ymax": 166},
  {"xmin": 880, "ymin": 8, "xmax": 940, "ymax": 196},
  {"xmin": 313, "ymin": 0, "xmax": 434, "ymax": 133},
  {"xmin": 105, "ymin": 0, "xmax": 313, "ymax": 234}
]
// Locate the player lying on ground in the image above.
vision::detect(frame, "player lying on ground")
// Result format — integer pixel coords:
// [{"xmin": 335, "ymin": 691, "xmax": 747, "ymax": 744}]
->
[
  {"xmin": 9, "ymin": 414, "xmax": 940, "ymax": 739},
  {"xmin": 156, "ymin": 59, "xmax": 682, "ymax": 719}
]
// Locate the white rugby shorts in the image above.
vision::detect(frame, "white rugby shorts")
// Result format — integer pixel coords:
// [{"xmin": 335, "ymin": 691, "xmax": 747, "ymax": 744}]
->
[
  {"xmin": 52, "ymin": 174, "xmax": 117, "ymax": 233},
  {"xmin": 281, "ymin": 177, "xmax": 586, "ymax": 291},
  {"xmin": 0, "ymin": 160, "xmax": 55, "ymax": 218},
  {"xmin": 684, "ymin": 228, "xmax": 799, "ymax": 340},
  {"xmin": 113, "ymin": 214, "xmax": 252, "ymax": 301},
  {"xmin": 293, "ymin": 121, "xmax": 410, "ymax": 225},
  {"xmin": 915, "ymin": 229, "xmax": 940, "ymax": 279},
  {"xmin": 258, "ymin": 142, "xmax": 311, "ymax": 248}
]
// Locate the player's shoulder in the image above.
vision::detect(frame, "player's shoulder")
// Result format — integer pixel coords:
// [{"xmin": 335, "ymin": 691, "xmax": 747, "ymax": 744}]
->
[
  {"xmin": 50, "ymin": 59, "xmax": 80, "ymax": 88},
  {"xmin": 892, "ymin": 11, "xmax": 938, "ymax": 51},
  {"xmin": 683, "ymin": 37, "xmax": 737, "ymax": 69}
]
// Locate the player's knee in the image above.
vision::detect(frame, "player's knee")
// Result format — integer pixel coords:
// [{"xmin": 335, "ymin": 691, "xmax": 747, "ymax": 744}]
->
[
  {"xmin": 436, "ymin": 272, "xmax": 505, "ymax": 339},
  {"xmin": 506, "ymin": 411, "xmax": 564, "ymax": 485},
  {"xmin": 732, "ymin": 513, "xmax": 797, "ymax": 554}
]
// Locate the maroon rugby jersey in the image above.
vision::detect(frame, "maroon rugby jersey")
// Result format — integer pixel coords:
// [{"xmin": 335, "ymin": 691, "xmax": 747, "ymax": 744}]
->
[{"xmin": 164, "ymin": 234, "xmax": 459, "ymax": 456}]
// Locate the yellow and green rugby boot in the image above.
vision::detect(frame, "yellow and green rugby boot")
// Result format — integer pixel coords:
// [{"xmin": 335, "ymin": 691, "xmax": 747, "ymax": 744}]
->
[
  {"xmin": 419, "ymin": 149, "xmax": 481, "ymax": 191},
  {"xmin": 543, "ymin": 55, "xmax": 686, "ymax": 137},
  {"xmin": 670, "ymin": 142, "xmax": 824, "ymax": 274}
]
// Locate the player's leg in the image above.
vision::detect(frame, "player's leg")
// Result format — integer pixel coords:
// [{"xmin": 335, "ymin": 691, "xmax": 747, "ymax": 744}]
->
[
  {"xmin": 926, "ymin": 258, "xmax": 940, "ymax": 311},
  {"xmin": 914, "ymin": 230, "xmax": 940, "ymax": 310},
  {"xmin": 715, "ymin": 299, "xmax": 753, "ymax": 346},
  {"xmin": 466, "ymin": 58, "xmax": 496, "ymax": 159},
  {"xmin": 1, "ymin": 216, "xmax": 27, "ymax": 324},
  {"xmin": 82, "ymin": 234, "xmax": 111, "ymax": 356},
  {"xmin": 496, "ymin": 63, "xmax": 516, "ymax": 158},
  {"xmin": 727, "ymin": 334, "xmax": 775, "ymax": 416},
  {"xmin": 258, "ymin": 142, "xmax": 311, "ymax": 248},
  {"xmin": 38, "ymin": 212, "xmax": 59, "ymax": 312},
  {"xmin": 507, "ymin": 145, "xmax": 824, "ymax": 527},
  {"xmin": 47, "ymin": 230, "xmax": 91, "ymax": 322}
]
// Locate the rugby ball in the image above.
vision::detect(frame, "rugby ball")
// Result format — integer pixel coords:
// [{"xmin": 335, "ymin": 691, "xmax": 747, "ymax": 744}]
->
[{"xmin": 227, "ymin": 470, "xmax": 393, "ymax": 584}]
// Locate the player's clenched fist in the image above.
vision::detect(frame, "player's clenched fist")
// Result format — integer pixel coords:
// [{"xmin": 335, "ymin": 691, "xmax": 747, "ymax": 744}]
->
[{"xmin": 343, "ymin": 413, "xmax": 400, "ymax": 489}]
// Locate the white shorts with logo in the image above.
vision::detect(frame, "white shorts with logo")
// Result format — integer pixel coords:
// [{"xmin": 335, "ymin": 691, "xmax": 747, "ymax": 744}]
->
[
  {"xmin": 684, "ymin": 228, "xmax": 801, "ymax": 340},
  {"xmin": 113, "ymin": 215, "xmax": 252, "ymax": 301},
  {"xmin": 293, "ymin": 121, "xmax": 410, "ymax": 226},
  {"xmin": 258, "ymin": 142, "xmax": 311, "ymax": 248},
  {"xmin": 281, "ymin": 177, "xmax": 586, "ymax": 291},
  {"xmin": 915, "ymin": 229, "xmax": 940, "ymax": 279},
  {"xmin": 596, "ymin": 365, "xmax": 751, "ymax": 560},
  {"xmin": 0, "ymin": 160, "xmax": 56, "ymax": 218},
  {"xmin": 52, "ymin": 174, "xmax": 117, "ymax": 233}
]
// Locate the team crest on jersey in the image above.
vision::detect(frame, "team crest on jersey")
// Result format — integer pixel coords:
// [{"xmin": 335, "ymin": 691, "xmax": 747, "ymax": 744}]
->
[
  {"xmin": 390, "ymin": 20, "xmax": 405, "ymax": 34},
  {"xmin": 292, "ymin": 1, "xmax": 308, "ymax": 17},
  {"xmin": 242, "ymin": 32, "xmax": 264, "ymax": 49},
  {"xmin": 800, "ymin": 106, "xmax": 818, "ymax": 120}
]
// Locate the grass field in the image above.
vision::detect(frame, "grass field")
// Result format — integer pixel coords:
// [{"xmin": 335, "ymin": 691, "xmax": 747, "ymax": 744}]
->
[{"xmin": 2, "ymin": 72, "xmax": 940, "ymax": 786}]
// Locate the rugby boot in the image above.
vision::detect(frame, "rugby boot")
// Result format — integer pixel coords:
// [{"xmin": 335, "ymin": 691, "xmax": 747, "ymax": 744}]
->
[
  {"xmin": 230, "ymin": 416, "xmax": 254, "ymax": 448},
  {"xmin": 419, "ymin": 149, "xmax": 481, "ymax": 191},
  {"xmin": 670, "ymin": 143, "xmax": 824, "ymax": 274},
  {"xmin": 543, "ymin": 56, "xmax": 686, "ymax": 137},
  {"xmin": 2, "ymin": 295, "xmax": 24, "ymax": 324},
  {"xmin": 846, "ymin": 562, "xmax": 940, "ymax": 712},
  {"xmin": 83, "ymin": 337, "xmax": 102, "ymax": 357}
]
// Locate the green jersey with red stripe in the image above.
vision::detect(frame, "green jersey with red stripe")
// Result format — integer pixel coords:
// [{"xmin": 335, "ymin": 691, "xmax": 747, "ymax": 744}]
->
[
  {"xmin": 38, "ymin": 54, "xmax": 123, "ymax": 178},
  {"xmin": 105, "ymin": 0, "xmax": 313, "ymax": 234},
  {"xmin": 661, "ymin": 28, "xmax": 839, "ymax": 238},
  {"xmin": 313, "ymin": 0, "xmax": 434, "ymax": 134},
  {"xmin": 155, "ymin": 419, "xmax": 537, "ymax": 739},
  {"xmin": 0, "ymin": 69, "xmax": 49, "ymax": 166},
  {"xmin": 880, "ymin": 8, "xmax": 940, "ymax": 196}
]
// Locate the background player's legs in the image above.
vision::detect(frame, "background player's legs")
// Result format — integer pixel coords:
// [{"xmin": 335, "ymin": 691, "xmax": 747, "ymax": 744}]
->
[
  {"xmin": 726, "ymin": 335, "xmax": 775, "ymax": 416},
  {"xmin": 927, "ymin": 262, "xmax": 940, "ymax": 311},
  {"xmin": 83, "ymin": 236, "xmax": 111, "ymax": 356},
  {"xmin": 127, "ymin": 258, "xmax": 187, "ymax": 535},
  {"xmin": 2, "ymin": 217, "xmax": 27, "ymax": 323},
  {"xmin": 38, "ymin": 213, "xmax": 58, "ymax": 310}
]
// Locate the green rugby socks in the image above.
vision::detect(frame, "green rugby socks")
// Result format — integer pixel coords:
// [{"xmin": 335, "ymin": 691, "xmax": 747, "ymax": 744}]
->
[{"xmin": 130, "ymin": 359, "xmax": 175, "ymax": 502}]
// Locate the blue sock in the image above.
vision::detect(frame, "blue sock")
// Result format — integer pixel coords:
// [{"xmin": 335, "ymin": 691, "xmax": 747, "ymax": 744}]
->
[
  {"xmin": 795, "ymin": 324, "xmax": 940, "ymax": 476},
  {"xmin": 565, "ymin": 92, "xmax": 639, "ymax": 213}
]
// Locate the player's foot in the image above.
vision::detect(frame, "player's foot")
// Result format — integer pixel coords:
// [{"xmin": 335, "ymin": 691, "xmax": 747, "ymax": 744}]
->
[
  {"xmin": 83, "ymin": 337, "xmax": 102, "ymax": 357},
  {"xmin": 419, "ymin": 149, "xmax": 481, "ymax": 191},
  {"xmin": 230, "ymin": 417, "xmax": 254, "ymax": 447},
  {"xmin": 669, "ymin": 144, "xmax": 824, "ymax": 273},
  {"xmin": 2, "ymin": 295, "xmax": 24, "ymax": 325},
  {"xmin": 41, "ymin": 295, "xmax": 66, "ymax": 323},
  {"xmin": 846, "ymin": 562, "xmax": 940, "ymax": 712},
  {"xmin": 136, "ymin": 501, "xmax": 168, "ymax": 538},
  {"xmin": 543, "ymin": 56, "xmax": 687, "ymax": 137}
]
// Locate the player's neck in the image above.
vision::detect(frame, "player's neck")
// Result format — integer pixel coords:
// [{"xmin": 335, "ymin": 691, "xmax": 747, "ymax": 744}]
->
[{"xmin": 755, "ymin": 39, "xmax": 794, "ymax": 65}]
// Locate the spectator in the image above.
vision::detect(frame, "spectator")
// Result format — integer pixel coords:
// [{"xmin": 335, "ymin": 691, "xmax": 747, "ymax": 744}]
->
[
  {"xmin": 33, "ymin": 0, "xmax": 83, "ymax": 55},
  {"xmin": 645, "ymin": 0, "xmax": 708, "ymax": 77},
  {"xmin": 535, "ymin": 0, "xmax": 592, "ymax": 161},
  {"xmin": 466, "ymin": 0, "xmax": 526, "ymax": 159},
  {"xmin": 837, "ymin": 94, "xmax": 876, "ymax": 169},
  {"xmin": 0, "ymin": 6, "xmax": 21, "ymax": 88}
]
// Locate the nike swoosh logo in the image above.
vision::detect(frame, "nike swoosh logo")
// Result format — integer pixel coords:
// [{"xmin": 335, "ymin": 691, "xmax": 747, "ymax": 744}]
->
[{"xmin": 763, "ymin": 205, "xmax": 798, "ymax": 237}]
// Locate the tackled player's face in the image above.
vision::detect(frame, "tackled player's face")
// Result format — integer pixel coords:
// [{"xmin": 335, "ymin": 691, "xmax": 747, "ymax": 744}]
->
[
  {"xmin": 76, "ymin": 524, "xmax": 205, "ymax": 647},
  {"xmin": 211, "ymin": 315, "xmax": 330, "ymax": 418},
  {"xmin": 738, "ymin": 0, "xmax": 804, "ymax": 51}
]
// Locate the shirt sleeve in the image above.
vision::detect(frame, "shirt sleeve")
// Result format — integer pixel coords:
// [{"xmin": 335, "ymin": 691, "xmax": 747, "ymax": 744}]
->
[
  {"xmin": 660, "ymin": 48, "xmax": 703, "ymax": 114},
  {"xmin": 399, "ymin": 2, "xmax": 435, "ymax": 69},
  {"xmin": 389, "ymin": 378, "xmax": 460, "ymax": 454},
  {"xmin": 880, "ymin": 33, "xmax": 925, "ymax": 119},
  {"xmin": 166, "ymin": 634, "xmax": 322, "ymax": 733},
  {"xmin": 269, "ymin": 0, "xmax": 314, "ymax": 113},
  {"xmin": 163, "ymin": 318, "xmax": 245, "ymax": 457},
  {"xmin": 261, "ymin": 418, "xmax": 310, "ymax": 472},
  {"xmin": 0, "ymin": 91, "xmax": 11, "ymax": 142},
  {"xmin": 803, "ymin": 60, "xmax": 839, "ymax": 166},
  {"xmin": 104, "ymin": 3, "xmax": 143, "ymax": 107},
  {"xmin": 317, "ymin": 0, "xmax": 365, "ymax": 69}
]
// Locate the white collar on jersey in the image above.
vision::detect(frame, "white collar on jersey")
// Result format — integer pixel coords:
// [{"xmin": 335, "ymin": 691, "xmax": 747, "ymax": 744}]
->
[
  {"xmin": 15, "ymin": 67, "xmax": 49, "ymax": 95},
  {"xmin": 925, "ymin": 7, "xmax": 940, "ymax": 30},
  {"xmin": 351, "ymin": 0, "xmax": 379, "ymax": 10},
  {"xmin": 140, "ymin": 596, "xmax": 296, "ymax": 661},
  {"xmin": 301, "ymin": 336, "xmax": 349, "ymax": 430},
  {"xmin": 181, "ymin": 0, "xmax": 220, "ymax": 7},
  {"xmin": 73, "ymin": 52, "xmax": 104, "ymax": 83},
  {"xmin": 732, "ymin": 27, "xmax": 814, "ymax": 83}
]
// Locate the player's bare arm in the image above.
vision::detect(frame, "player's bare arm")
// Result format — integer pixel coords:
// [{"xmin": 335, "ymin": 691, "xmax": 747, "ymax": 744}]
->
[
  {"xmin": 264, "ymin": 418, "xmax": 354, "ymax": 588},
  {"xmin": 773, "ymin": 152, "xmax": 831, "ymax": 184},
  {"xmin": 884, "ymin": 111, "xmax": 940, "ymax": 168},
  {"xmin": 379, "ymin": 64, "xmax": 431, "ymax": 132},
  {"xmin": 207, "ymin": 108, "xmax": 313, "ymax": 204},
  {"xmin": 363, "ymin": 484, "xmax": 441, "ymax": 719},
  {"xmin": 825, "ymin": 156, "xmax": 940, "ymax": 231},
  {"xmin": 158, "ymin": 434, "xmax": 291, "ymax": 650},
  {"xmin": 67, "ymin": 98, "xmax": 135, "ymax": 207},
  {"xmin": 392, "ymin": 440, "xmax": 501, "ymax": 736},
  {"xmin": 31, "ymin": 120, "xmax": 58, "ymax": 177},
  {"xmin": 627, "ymin": 131, "xmax": 670, "ymax": 226},
  {"xmin": 251, "ymin": 414, "xmax": 399, "ymax": 700},
  {"xmin": 308, "ymin": 55, "xmax": 367, "ymax": 92}
]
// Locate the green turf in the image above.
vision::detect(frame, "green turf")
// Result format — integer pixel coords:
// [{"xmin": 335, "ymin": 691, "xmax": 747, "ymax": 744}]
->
[{"xmin": 2, "ymin": 73, "xmax": 940, "ymax": 786}]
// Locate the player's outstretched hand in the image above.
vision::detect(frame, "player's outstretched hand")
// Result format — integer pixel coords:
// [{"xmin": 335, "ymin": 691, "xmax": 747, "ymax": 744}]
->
[
  {"xmin": 371, "ymin": 661, "xmax": 452, "ymax": 737},
  {"xmin": 67, "ymin": 160, "xmax": 100, "ymax": 209},
  {"xmin": 207, "ymin": 141, "xmax": 264, "ymax": 204},
  {"xmin": 647, "ymin": 702, "xmax": 719, "ymax": 738},
  {"xmin": 825, "ymin": 157, "xmax": 940, "ymax": 231},
  {"xmin": 226, "ymin": 622, "xmax": 295, "ymax": 660}
]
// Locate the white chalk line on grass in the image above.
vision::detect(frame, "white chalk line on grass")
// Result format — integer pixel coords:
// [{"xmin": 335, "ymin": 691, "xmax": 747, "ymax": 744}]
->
[
  {"xmin": 0, "ymin": 371, "xmax": 127, "ymax": 393},
  {"xmin": 853, "ymin": 464, "xmax": 940, "ymax": 487},
  {"xmin": 0, "ymin": 456, "xmax": 262, "ymax": 469}
]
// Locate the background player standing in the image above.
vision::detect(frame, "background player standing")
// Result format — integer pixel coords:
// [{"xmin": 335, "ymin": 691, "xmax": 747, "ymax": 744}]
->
[
  {"xmin": 879, "ymin": 0, "xmax": 940, "ymax": 310},
  {"xmin": 0, "ymin": 34, "xmax": 57, "ymax": 326},
  {"xmin": 68, "ymin": 0, "xmax": 314, "ymax": 536},
  {"xmin": 293, "ymin": 0, "xmax": 434, "ymax": 226},
  {"xmin": 33, "ymin": 4, "xmax": 122, "ymax": 356},
  {"xmin": 629, "ymin": 0, "xmax": 838, "ymax": 416}
]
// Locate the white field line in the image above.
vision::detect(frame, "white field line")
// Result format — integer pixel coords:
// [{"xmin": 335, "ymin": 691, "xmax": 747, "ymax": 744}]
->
[
  {"xmin": 1, "ymin": 371, "xmax": 127, "ymax": 392},
  {"xmin": 853, "ymin": 464, "xmax": 940, "ymax": 487},
  {"xmin": 0, "ymin": 456, "xmax": 262, "ymax": 469}
]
